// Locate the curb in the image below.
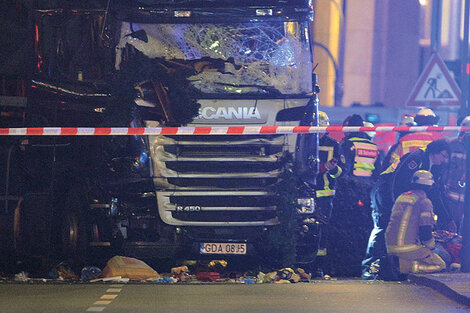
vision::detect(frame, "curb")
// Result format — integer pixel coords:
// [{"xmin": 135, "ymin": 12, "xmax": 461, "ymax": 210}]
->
[{"xmin": 408, "ymin": 274, "xmax": 470, "ymax": 307}]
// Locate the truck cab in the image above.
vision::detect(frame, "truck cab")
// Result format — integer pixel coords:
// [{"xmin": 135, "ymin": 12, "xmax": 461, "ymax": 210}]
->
[{"xmin": 2, "ymin": 0, "xmax": 321, "ymax": 271}]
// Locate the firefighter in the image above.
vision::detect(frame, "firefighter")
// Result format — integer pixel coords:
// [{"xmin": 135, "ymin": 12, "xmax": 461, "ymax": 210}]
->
[
  {"xmin": 390, "ymin": 138, "xmax": 450, "ymax": 200},
  {"xmin": 341, "ymin": 114, "xmax": 380, "ymax": 178},
  {"xmin": 361, "ymin": 138, "xmax": 450, "ymax": 280},
  {"xmin": 385, "ymin": 170, "xmax": 446, "ymax": 274},
  {"xmin": 382, "ymin": 114, "xmax": 416, "ymax": 169},
  {"xmin": 386, "ymin": 108, "xmax": 442, "ymax": 172},
  {"xmin": 315, "ymin": 111, "xmax": 343, "ymax": 257},
  {"xmin": 442, "ymin": 116, "xmax": 470, "ymax": 231}
]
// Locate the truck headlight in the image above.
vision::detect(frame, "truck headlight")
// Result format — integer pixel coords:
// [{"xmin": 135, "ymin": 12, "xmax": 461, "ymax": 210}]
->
[{"xmin": 297, "ymin": 198, "xmax": 315, "ymax": 214}]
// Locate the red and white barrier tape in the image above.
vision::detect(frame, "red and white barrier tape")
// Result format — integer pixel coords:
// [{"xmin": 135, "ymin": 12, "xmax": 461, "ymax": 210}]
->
[{"xmin": 1, "ymin": 126, "xmax": 469, "ymax": 136}]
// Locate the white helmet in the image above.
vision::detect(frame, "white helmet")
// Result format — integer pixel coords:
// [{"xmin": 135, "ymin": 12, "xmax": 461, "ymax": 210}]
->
[
  {"xmin": 363, "ymin": 121, "xmax": 375, "ymax": 139},
  {"xmin": 415, "ymin": 108, "xmax": 439, "ymax": 126},
  {"xmin": 318, "ymin": 111, "xmax": 330, "ymax": 127},
  {"xmin": 412, "ymin": 170, "xmax": 434, "ymax": 186}
]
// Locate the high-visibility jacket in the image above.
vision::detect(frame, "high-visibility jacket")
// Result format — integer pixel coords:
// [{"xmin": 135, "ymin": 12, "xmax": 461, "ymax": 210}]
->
[
  {"xmin": 387, "ymin": 132, "xmax": 442, "ymax": 171},
  {"xmin": 342, "ymin": 136, "xmax": 379, "ymax": 177},
  {"xmin": 315, "ymin": 134, "xmax": 343, "ymax": 198},
  {"xmin": 386, "ymin": 189, "xmax": 435, "ymax": 254}
]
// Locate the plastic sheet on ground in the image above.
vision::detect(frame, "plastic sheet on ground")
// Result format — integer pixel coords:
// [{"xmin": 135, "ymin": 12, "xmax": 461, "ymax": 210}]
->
[{"xmin": 101, "ymin": 256, "xmax": 161, "ymax": 281}]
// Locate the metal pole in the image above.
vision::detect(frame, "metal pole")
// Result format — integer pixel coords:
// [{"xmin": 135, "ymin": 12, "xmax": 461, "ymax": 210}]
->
[
  {"xmin": 431, "ymin": 0, "xmax": 442, "ymax": 52},
  {"xmin": 460, "ymin": 0, "xmax": 470, "ymax": 272}
]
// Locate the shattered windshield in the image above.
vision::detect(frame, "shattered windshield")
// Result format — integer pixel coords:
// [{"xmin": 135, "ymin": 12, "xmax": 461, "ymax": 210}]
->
[{"xmin": 116, "ymin": 22, "xmax": 313, "ymax": 95}]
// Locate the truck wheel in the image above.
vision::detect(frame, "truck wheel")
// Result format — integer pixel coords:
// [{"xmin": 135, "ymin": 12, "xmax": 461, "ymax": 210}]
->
[
  {"xmin": 11, "ymin": 194, "xmax": 52, "ymax": 274},
  {"xmin": 58, "ymin": 190, "xmax": 90, "ymax": 268}
]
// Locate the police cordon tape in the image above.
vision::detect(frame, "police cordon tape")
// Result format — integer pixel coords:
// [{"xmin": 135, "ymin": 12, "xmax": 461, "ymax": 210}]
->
[{"xmin": 1, "ymin": 126, "xmax": 470, "ymax": 136}]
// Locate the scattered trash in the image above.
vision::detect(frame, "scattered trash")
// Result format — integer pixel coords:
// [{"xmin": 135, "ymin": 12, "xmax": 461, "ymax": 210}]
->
[
  {"xmin": 90, "ymin": 276, "xmax": 130, "ymax": 283},
  {"xmin": 244, "ymin": 277, "xmax": 255, "ymax": 284},
  {"xmin": 277, "ymin": 268, "xmax": 300, "ymax": 283},
  {"xmin": 263, "ymin": 271, "xmax": 278, "ymax": 283},
  {"xmin": 171, "ymin": 265, "xmax": 191, "ymax": 282},
  {"xmin": 102, "ymin": 256, "xmax": 161, "ymax": 281},
  {"xmin": 155, "ymin": 277, "xmax": 177, "ymax": 283},
  {"xmin": 296, "ymin": 268, "xmax": 311, "ymax": 282},
  {"xmin": 48, "ymin": 262, "xmax": 79, "ymax": 280},
  {"xmin": 9, "ymin": 256, "xmax": 322, "ymax": 284},
  {"xmin": 81, "ymin": 266, "xmax": 102, "ymax": 281},
  {"xmin": 208, "ymin": 260, "xmax": 227, "ymax": 273},
  {"xmin": 196, "ymin": 272, "xmax": 220, "ymax": 282},
  {"xmin": 14, "ymin": 271, "xmax": 29, "ymax": 282}
]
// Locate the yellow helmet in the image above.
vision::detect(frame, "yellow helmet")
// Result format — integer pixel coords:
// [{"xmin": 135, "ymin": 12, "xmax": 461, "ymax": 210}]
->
[
  {"xmin": 318, "ymin": 111, "xmax": 330, "ymax": 127},
  {"xmin": 412, "ymin": 170, "xmax": 434, "ymax": 186}
]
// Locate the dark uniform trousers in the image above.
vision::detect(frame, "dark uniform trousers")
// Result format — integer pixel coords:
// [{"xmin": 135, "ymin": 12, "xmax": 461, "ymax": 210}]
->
[{"xmin": 361, "ymin": 174, "xmax": 394, "ymax": 275}]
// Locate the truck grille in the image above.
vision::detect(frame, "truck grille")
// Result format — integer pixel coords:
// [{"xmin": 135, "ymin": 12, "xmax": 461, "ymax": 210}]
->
[{"xmin": 149, "ymin": 134, "xmax": 286, "ymax": 226}]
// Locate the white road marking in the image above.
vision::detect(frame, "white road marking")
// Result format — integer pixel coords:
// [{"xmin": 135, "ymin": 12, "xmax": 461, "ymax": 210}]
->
[
  {"xmin": 86, "ymin": 283, "xmax": 128, "ymax": 312},
  {"xmin": 93, "ymin": 300, "xmax": 112, "ymax": 305},
  {"xmin": 86, "ymin": 307, "xmax": 106, "ymax": 312}
]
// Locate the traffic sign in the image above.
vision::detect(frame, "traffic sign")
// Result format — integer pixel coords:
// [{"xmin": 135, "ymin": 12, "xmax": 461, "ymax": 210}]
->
[{"xmin": 405, "ymin": 53, "xmax": 461, "ymax": 106}]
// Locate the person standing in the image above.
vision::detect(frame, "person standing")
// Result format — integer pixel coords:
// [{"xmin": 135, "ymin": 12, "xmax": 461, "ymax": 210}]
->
[
  {"xmin": 386, "ymin": 108, "xmax": 442, "ymax": 172},
  {"xmin": 382, "ymin": 114, "xmax": 416, "ymax": 169},
  {"xmin": 315, "ymin": 111, "xmax": 343, "ymax": 257},
  {"xmin": 340, "ymin": 114, "xmax": 380, "ymax": 178},
  {"xmin": 385, "ymin": 170, "xmax": 446, "ymax": 274},
  {"xmin": 442, "ymin": 116, "xmax": 470, "ymax": 231},
  {"xmin": 339, "ymin": 114, "xmax": 381, "ymax": 279}
]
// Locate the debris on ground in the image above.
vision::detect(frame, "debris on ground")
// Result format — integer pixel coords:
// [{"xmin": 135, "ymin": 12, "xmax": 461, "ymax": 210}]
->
[
  {"xmin": 102, "ymin": 256, "xmax": 161, "ymax": 281},
  {"xmin": 89, "ymin": 276, "xmax": 130, "ymax": 283},
  {"xmin": 154, "ymin": 277, "xmax": 178, "ymax": 283},
  {"xmin": 296, "ymin": 268, "xmax": 311, "ymax": 282},
  {"xmin": 208, "ymin": 260, "xmax": 228, "ymax": 273},
  {"xmin": 171, "ymin": 265, "xmax": 189, "ymax": 282},
  {"xmin": 4, "ymin": 257, "xmax": 330, "ymax": 284},
  {"xmin": 80, "ymin": 266, "xmax": 102, "ymax": 282},
  {"xmin": 196, "ymin": 272, "xmax": 220, "ymax": 282},
  {"xmin": 48, "ymin": 262, "xmax": 80, "ymax": 280},
  {"xmin": 14, "ymin": 271, "xmax": 29, "ymax": 282}
]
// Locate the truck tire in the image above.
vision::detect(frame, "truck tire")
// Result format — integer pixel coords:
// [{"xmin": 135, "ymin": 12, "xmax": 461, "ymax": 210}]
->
[
  {"xmin": 12, "ymin": 193, "xmax": 52, "ymax": 274},
  {"xmin": 58, "ymin": 189, "xmax": 90, "ymax": 269}
]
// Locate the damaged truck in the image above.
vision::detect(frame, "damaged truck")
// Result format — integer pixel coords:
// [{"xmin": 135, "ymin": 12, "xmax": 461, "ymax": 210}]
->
[{"xmin": 1, "ymin": 0, "xmax": 323, "ymax": 271}]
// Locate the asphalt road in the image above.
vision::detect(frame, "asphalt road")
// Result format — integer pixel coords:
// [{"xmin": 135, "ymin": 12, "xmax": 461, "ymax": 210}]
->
[{"xmin": 0, "ymin": 280, "xmax": 468, "ymax": 313}]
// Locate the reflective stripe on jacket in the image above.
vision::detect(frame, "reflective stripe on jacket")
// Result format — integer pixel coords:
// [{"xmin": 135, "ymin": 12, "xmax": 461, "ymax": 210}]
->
[
  {"xmin": 350, "ymin": 137, "xmax": 378, "ymax": 177},
  {"xmin": 315, "ymin": 135, "xmax": 343, "ymax": 198},
  {"xmin": 386, "ymin": 190, "xmax": 435, "ymax": 254},
  {"xmin": 388, "ymin": 132, "xmax": 442, "ymax": 171}
]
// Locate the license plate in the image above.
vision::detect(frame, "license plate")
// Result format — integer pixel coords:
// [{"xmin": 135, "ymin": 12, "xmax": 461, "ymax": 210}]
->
[{"xmin": 200, "ymin": 243, "xmax": 247, "ymax": 255}]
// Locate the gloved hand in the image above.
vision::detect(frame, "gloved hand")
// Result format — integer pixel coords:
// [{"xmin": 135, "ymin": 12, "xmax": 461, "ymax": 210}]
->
[
  {"xmin": 325, "ymin": 158, "xmax": 338, "ymax": 171},
  {"xmin": 423, "ymin": 237, "xmax": 436, "ymax": 250},
  {"xmin": 320, "ymin": 158, "xmax": 338, "ymax": 173}
]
